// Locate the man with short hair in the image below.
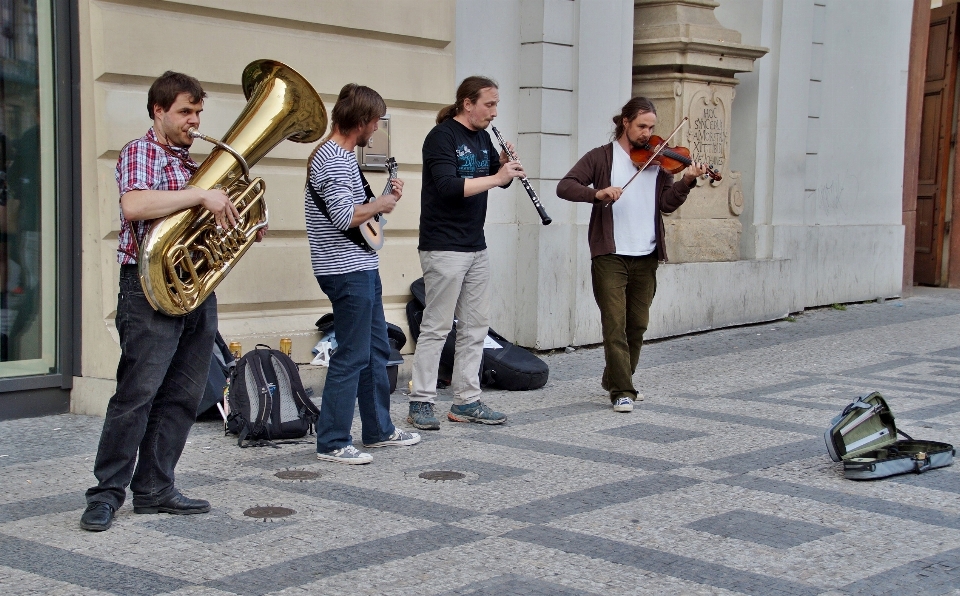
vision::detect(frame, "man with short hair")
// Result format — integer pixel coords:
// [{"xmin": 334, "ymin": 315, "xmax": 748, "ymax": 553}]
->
[
  {"xmin": 82, "ymin": 71, "xmax": 247, "ymax": 531},
  {"xmin": 306, "ymin": 83, "xmax": 421, "ymax": 464},
  {"xmin": 407, "ymin": 76, "xmax": 525, "ymax": 430},
  {"xmin": 557, "ymin": 96, "xmax": 708, "ymax": 412}
]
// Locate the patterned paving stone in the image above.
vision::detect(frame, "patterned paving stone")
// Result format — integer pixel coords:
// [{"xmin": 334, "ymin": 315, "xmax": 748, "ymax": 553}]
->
[
  {"xmin": 641, "ymin": 403, "xmax": 825, "ymax": 436},
  {"xmin": 442, "ymin": 573, "xmax": 600, "ymax": 595},
  {"xmin": 205, "ymin": 525, "xmax": 486, "ymax": 596},
  {"xmin": 686, "ymin": 509, "xmax": 840, "ymax": 549},
  {"xmin": 137, "ymin": 509, "xmax": 286, "ymax": 543},
  {"xmin": 597, "ymin": 421, "xmax": 710, "ymax": 443},
  {"xmin": 2, "ymin": 288, "xmax": 960, "ymax": 595},
  {"xmin": 463, "ymin": 431, "xmax": 675, "ymax": 471},
  {"xmin": 404, "ymin": 457, "xmax": 532, "ymax": 484},
  {"xmin": 502, "ymin": 525, "xmax": 821, "ymax": 596},
  {"xmin": 718, "ymin": 475, "xmax": 960, "ymax": 531},
  {"xmin": 0, "ymin": 533, "xmax": 190, "ymax": 595},
  {"xmin": 698, "ymin": 438, "xmax": 826, "ymax": 474},
  {"xmin": 495, "ymin": 474, "xmax": 701, "ymax": 524},
  {"xmin": 837, "ymin": 546, "xmax": 960, "ymax": 595}
]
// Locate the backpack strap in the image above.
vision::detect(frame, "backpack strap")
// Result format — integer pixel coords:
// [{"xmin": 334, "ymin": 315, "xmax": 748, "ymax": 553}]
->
[{"xmin": 305, "ymin": 175, "xmax": 374, "ymax": 254}]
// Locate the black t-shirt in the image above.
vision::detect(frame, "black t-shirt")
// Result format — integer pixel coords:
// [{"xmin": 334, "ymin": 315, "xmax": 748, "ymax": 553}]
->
[{"xmin": 419, "ymin": 118, "xmax": 503, "ymax": 252}]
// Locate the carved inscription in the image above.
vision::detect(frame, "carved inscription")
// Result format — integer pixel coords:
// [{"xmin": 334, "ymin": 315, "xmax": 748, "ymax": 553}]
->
[{"xmin": 691, "ymin": 106, "xmax": 726, "ymax": 170}]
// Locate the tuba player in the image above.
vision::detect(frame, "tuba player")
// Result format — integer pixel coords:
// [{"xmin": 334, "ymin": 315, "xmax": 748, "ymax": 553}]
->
[{"xmin": 81, "ymin": 71, "xmax": 260, "ymax": 531}]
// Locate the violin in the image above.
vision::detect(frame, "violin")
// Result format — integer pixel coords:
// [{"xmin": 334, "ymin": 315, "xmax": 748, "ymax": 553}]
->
[{"xmin": 629, "ymin": 136, "xmax": 722, "ymax": 182}]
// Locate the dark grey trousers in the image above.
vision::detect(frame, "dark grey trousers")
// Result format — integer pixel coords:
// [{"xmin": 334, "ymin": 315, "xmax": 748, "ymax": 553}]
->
[{"xmin": 85, "ymin": 265, "xmax": 217, "ymax": 509}]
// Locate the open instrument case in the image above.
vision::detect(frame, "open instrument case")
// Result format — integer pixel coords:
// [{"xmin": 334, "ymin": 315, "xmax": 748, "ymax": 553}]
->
[{"xmin": 825, "ymin": 392, "xmax": 954, "ymax": 480}]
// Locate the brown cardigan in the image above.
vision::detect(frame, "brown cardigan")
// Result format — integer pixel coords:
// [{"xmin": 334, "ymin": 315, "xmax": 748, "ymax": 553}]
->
[{"xmin": 556, "ymin": 143, "xmax": 695, "ymax": 262}]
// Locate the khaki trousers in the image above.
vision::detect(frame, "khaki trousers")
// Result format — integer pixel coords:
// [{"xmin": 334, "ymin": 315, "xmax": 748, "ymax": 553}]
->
[
  {"xmin": 591, "ymin": 253, "xmax": 658, "ymax": 402},
  {"xmin": 410, "ymin": 250, "xmax": 490, "ymax": 406}
]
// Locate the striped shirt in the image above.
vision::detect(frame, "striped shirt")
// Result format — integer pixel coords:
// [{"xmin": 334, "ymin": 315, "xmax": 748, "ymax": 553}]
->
[
  {"xmin": 115, "ymin": 128, "xmax": 198, "ymax": 264},
  {"xmin": 304, "ymin": 140, "xmax": 378, "ymax": 276}
]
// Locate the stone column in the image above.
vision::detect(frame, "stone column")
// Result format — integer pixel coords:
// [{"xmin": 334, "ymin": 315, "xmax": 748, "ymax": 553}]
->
[{"xmin": 633, "ymin": 0, "xmax": 767, "ymax": 262}]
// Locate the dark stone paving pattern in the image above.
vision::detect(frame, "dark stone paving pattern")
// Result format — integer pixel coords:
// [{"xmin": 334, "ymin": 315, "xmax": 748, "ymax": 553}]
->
[
  {"xmin": 837, "ymin": 546, "xmax": 960, "ymax": 595},
  {"xmin": 718, "ymin": 475, "xmax": 960, "ymax": 531},
  {"xmin": 2, "ymin": 289, "xmax": 960, "ymax": 594},
  {"xmin": 207, "ymin": 525, "xmax": 487, "ymax": 596},
  {"xmin": 697, "ymin": 438, "xmax": 825, "ymax": 474},
  {"xmin": 246, "ymin": 476, "xmax": 478, "ymax": 521},
  {"xmin": 464, "ymin": 431, "xmax": 676, "ymax": 471},
  {"xmin": 443, "ymin": 574, "xmax": 598, "ymax": 595},
  {"xmin": 503, "ymin": 526, "xmax": 822, "ymax": 596},
  {"xmin": 0, "ymin": 533, "xmax": 190, "ymax": 595},
  {"xmin": 687, "ymin": 509, "xmax": 840, "ymax": 549},
  {"xmin": 406, "ymin": 457, "xmax": 532, "ymax": 484},
  {"xmin": 598, "ymin": 421, "xmax": 710, "ymax": 443},
  {"xmin": 642, "ymin": 403, "xmax": 825, "ymax": 436},
  {"xmin": 495, "ymin": 475, "xmax": 701, "ymax": 524},
  {"xmin": 137, "ymin": 509, "xmax": 285, "ymax": 543}
]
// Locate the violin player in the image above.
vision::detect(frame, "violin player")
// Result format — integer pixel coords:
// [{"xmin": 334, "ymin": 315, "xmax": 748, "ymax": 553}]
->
[{"xmin": 556, "ymin": 96, "xmax": 709, "ymax": 413}]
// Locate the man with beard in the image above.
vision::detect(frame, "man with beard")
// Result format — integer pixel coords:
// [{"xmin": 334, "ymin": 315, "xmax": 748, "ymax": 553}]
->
[
  {"xmin": 556, "ymin": 97, "xmax": 708, "ymax": 413},
  {"xmin": 306, "ymin": 83, "xmax": 421, "ymax": 464},
  {"xmin": 82, "ymin": 71, "xmax": 250, "ymax": 531},
  {"xmin": 406, "ymin": 76, "xmax": 524, "ymax": 430}
]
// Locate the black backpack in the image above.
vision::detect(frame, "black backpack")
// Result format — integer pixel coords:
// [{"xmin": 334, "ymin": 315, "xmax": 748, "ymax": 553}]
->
[
  {"xmin": 197, "ymin": 331, "xmax": 235, "ymax": 419},
  {"xmin": 225, "ymin": 344, "xmax": 320, "ymax": 447},
  {"xmin": 406, "ymin": 278, "xmax": 549, "ymax": 391}
]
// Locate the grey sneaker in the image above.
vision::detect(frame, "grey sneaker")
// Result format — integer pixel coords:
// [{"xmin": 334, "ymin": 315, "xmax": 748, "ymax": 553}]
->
[
  {"xmin": 613, "ymin": 397, "xmax": 634, "ymax": 412},
  {"xmin": 408, "ymin": 401, "xmax": 440, "ymax": 430},
  {"xmin": 448, "ymin": 400, "xmax": 507, "ymax": 425},
  {"xmin": 316, "ymin": 444, "xmax": 372, "ymax": 464},
  {"xmin": 363, "ymin": 429, "xmax": 422, "ymax": 448}
]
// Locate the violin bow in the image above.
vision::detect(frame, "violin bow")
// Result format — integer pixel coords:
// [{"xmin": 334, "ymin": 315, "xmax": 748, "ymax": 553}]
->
[{"xmin": 620, "ymin": 116, "xmax": 688, "ymax": 192}]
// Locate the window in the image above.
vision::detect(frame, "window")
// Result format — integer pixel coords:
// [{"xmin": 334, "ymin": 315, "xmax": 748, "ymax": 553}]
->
[{"xmin": 0, "ymin": 0, "xmax": 57, "ymax": 378}]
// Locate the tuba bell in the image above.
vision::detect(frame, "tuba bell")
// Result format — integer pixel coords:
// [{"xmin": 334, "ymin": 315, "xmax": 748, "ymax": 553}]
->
[{"xmin": 138, "ymin": 59, "xmax": 327, "ymax": 316}]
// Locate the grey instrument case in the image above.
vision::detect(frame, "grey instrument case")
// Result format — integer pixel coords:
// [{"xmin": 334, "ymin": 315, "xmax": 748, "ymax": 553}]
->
[{"xmin": 825, "ymin": 392, "xmax": 954, "ymax": 480}]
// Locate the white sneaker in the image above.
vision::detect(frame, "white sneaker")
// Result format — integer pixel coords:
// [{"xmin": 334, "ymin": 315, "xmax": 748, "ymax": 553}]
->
[
  {"xmin": 316, "ymin": 445, "xmax": 372, "ymax": 464},
  {"xmin": 635, "ymin": 393, "xmax": 645, "ymax": 402},
  {"xmin": 613, "ymin": 397, "xmax": 634, "ymax": 412},
  {"xmin": 363, "ymin": 429, "xmax": 422, "ymax": 448}
]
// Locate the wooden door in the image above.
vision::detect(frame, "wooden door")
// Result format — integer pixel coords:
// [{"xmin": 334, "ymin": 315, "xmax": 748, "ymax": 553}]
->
[{"xmin": 915, "ymin": 5, "xmax": 956, "ymax": 286}]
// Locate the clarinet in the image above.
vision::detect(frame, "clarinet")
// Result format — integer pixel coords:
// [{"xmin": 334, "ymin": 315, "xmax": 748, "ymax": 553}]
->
[{"xmin": 491, "ymin": 127, "xmax": 552, "ymax": 225}]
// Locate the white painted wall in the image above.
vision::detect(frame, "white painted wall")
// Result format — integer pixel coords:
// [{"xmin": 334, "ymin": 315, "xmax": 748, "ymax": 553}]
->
[
  {"xmin": 453, "ymin": 0, "xmax": 911, "ymax": 351},
  {"xmin": 719, "ymin": 0, "xmax": 909, "ymax": 308}
]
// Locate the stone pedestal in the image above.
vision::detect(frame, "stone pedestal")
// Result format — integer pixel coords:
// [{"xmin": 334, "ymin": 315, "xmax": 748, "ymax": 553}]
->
[{"xmin": 632, "ymin": 0, "xmax": 766, "ymax": 262}]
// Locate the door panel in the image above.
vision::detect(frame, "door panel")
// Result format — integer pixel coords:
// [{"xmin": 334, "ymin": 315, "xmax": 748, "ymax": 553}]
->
[{"xmin": 915, "ymin": 5, "xmax": 956, "ymax": 286}]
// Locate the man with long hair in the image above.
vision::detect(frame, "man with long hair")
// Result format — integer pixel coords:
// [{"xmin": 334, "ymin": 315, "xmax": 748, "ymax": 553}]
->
[
  {"xmin": 82, "ymin": 71, "xmax": 246, "ymax": 531},
  {"xmin": 557, "ymin": 97, "xmax": 708, "ymax": 412},
  {"xmin": 306, "ymin": 83, "xmax": 421, "ymax": 464},
  {"xmin": 407, "ymin": 76, "xmax": 525, "ymax": 430}
]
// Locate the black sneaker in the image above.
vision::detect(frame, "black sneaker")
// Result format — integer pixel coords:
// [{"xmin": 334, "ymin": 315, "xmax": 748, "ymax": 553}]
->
[
  {"xmin": 408, "ymin": 401, "xmax": 440, "ymax": 430},
  {"xmin": 80, "ymin": 502, "xmax": 115, "ymax": 531}
]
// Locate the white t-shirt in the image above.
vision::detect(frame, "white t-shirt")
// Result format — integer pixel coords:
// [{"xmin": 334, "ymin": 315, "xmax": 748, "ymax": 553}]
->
[{"xmin": 610, "ymin": 141, "xmax": 657, "ymax": 256}]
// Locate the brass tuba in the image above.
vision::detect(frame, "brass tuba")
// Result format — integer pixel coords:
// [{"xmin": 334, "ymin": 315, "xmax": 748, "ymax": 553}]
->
[{"xmin": 138, "ymin": 59, "xmax": 327, "ymax": 316}]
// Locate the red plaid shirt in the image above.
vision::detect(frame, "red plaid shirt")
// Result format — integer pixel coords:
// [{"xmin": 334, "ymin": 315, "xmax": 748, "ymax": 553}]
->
[{"xmin": 115, "ymin": 128, "xmax": 198, "ymax": 264}]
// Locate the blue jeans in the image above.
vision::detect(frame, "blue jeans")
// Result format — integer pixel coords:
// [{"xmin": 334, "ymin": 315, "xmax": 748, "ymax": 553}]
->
[
  {"xmin": 86, "ymin": 265, "xmax": 217, "ymax": 509},
  {"xmin": 315, "ymin": 269, "xmax": 395, "ymax": 452}
]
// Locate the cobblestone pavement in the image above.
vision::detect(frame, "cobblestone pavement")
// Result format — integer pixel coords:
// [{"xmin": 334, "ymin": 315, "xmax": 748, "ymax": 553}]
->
[{"xmin": 2, "ymin": 288, "xmax": 959, "ymax": 595}]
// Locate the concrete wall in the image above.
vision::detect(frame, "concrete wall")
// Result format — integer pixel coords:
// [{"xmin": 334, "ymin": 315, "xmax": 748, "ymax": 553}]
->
[
  {"xmin": 455, "ymin": 0, "xmax": 910, "ymax": 351},
  {"xmin": 719, "ymin": 0, "xmax": 910, "ymax": 308},
  {"xmin": 71, "ymin": 0, "xmax": 914, "ymax": 414},
  {"xmin": 72, "ymin": 0, "xmax": 456, "ymax": 414}
]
